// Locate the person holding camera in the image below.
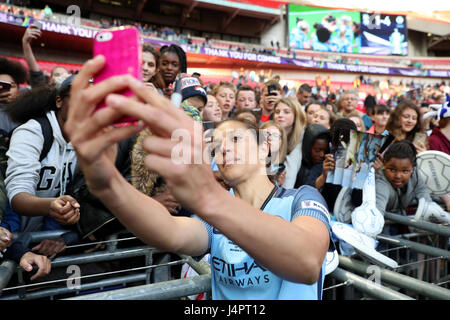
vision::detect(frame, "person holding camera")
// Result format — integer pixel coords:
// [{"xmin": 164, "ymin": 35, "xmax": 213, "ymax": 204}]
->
[
  {"xmin": 22, "ymin": 25, "xmax": 70, "ymax": 88},
  {"xmin": 260, "ymin": 80, "xmax": 283, "ymax": 124}
]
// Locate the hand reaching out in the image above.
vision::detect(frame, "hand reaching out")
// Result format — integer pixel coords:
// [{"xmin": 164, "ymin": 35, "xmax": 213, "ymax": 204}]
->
[
  {"xmin": 32, "ymin": 238, "xmax": 67, "ymax": 260},
  {"xmin": 20, "ymin": 251, "xmax": 51, "ymax": 281},
  {"xmin": 22, "ymin": 25, "xmax": 41, "ymax": 44},
  {"xmin": 413, "ymin": 140, "xmax": 427, "ymax": 154},
  {"xmin": 64, "ymin": 55, "xmax": 219, "ymax": 214},
  {"xmin": 0, "ymin": 227, "xmax": 13, "ymax": 251}
]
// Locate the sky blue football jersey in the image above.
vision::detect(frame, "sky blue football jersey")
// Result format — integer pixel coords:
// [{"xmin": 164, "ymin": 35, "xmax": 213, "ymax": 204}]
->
[{"xmin": 195, "ymin": 185, "xmax": 334, "ymax": 300}]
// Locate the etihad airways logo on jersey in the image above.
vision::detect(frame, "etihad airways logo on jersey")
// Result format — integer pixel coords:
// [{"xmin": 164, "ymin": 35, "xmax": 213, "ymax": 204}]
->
[
  {"xmin": 212, "ymin": 256, "xmax": 267, "ymax": 277},
  {"xmin": 212, "ymin": 256, "xmax": 271, "ymax": 287}
]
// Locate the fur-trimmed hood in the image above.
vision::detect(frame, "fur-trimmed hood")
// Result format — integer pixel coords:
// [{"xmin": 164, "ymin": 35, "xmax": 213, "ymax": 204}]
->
[{"xmin": 131, "ymin": 128, "xmax": 168, "ymax": 197}]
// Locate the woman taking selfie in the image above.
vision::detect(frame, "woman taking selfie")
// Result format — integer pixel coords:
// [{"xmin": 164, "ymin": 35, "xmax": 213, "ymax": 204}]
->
[{"xmin": 63, "ymin": 56, "xmax": 333, "ymax": 300}]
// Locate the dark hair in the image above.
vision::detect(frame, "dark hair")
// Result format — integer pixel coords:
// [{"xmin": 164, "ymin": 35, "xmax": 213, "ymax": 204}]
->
[
  {"xmin": 316, "ymin": 131, "xmax": 331, "ymax": 144},
  {"xmin": 329, "ymin": 118, "xmax": 357, "ymax": 147},
  {"xmin": 383, "ymin": 140, "xmax": 417, "ymax": 166},
  {"xmin": 373, "ymin": 104, "xmax": 390, "ymax": 115},
  {"xmin": 304, "ymin": 100, "xmax": 322, "ymax": 113},
  {"xmin": 143, "ymin": 44, "xmax": 160, "ymax": 67},
  {"xmin": 298, "ymin": 83, "xmax": 312, "ymax": 93},
  {"xmin": 216, "ymin": 118, "xmax": 264, "ymax": 145},
  {"xmin": 236, "ymin": 85, "xmax": 255, "ymax": 97},
  {"xmin": 0, "ymin": 57, "xmax": 28, "ymax": 84},
  {"xmin": 364, "ymin": 94, "xmax": 377, "ymax": 110},
  {"xmin": 159, "ymin": 44, "xmax": 187, "ymax": 73},
  {"xmin": 143, "ymin": 44, "xmax": 165, "ymax": 89},
  {"xmin": 262, "ymin": 80, "xmax": 281, "ymax": 93},
  {"xmin": 232, "ymin": 109, "xmax": 258, "ymax": 124},
  {"xmin": 5, "ymin": 86, "xmax": 57, "ymax": 123}
]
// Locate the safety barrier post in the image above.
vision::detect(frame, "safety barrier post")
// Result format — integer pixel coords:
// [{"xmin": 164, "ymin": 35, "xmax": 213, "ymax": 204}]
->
[
  {"xmin": 338, "ymin": 255, "xmax": 450, "ymax": 300},
  {"xmin": 377, "ymin": 234, "xmax": 450, "ymax": 260},
  {"xmin": 384, "ymin": 212, "xmax": 450, "ymax": 237},
  {"xmin": 329, "ymin": 268, "xmax": 414, "ymax": 300}
]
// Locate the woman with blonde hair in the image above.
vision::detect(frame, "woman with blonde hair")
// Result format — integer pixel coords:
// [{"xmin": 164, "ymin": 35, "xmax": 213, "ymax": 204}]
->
[{"xmin": 273, "ymin": 97, "xmax": 307, "ymax": 188}]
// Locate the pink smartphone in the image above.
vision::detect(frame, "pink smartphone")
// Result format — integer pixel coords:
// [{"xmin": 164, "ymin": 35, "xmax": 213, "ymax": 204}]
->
[{"xmin": 93, "ymin": 26, "xmax": 142, "ymax": 126}]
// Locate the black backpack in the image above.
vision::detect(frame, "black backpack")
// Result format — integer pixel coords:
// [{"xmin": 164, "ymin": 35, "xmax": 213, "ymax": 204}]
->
[{"xmin": 0, "ymin": 116, "xmax": 54, "ymax": 178}]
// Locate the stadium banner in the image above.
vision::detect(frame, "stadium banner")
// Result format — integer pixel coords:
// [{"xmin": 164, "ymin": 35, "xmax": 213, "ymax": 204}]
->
[
  {"xmin": 0, "ymin": 12, "xmax": 98, "ymax": 38},
  {"xmin": 176, "ymin": 43, "xmax": 449, "ymax": 77},
  {"xmin": 360, "ymin": 12, "xmax": 408, "ymax": 56},
  {"xmin": 1, "ymin": 12, "xmax": 448, "ymax": 78}
]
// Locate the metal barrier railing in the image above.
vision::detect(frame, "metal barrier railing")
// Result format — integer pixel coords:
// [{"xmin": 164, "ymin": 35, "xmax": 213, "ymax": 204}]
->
[
  {"xmin": 328, "ymin": 268, "xmax": 414, "ymax": 300},
  {"xmin": 65, "ymin": 256, "xmax": 212, "ymax": 300},
  {"xmin": 383, "ymin": 212, "xmax": 450, "ymax": 237},
  {"xmin": 0, "ymin": 230, "xmax": 212, "ymax": 300},
  {"xmin": 0, "ymin": 210, "xmax": 449, "ymax": 300},
  {"xmin": 337, "ymin": 256, "xmax": 450, "ymax": 300},
  {"xmin": 324, "ymin": 211, "xmax": 449, "ymax": 300}
]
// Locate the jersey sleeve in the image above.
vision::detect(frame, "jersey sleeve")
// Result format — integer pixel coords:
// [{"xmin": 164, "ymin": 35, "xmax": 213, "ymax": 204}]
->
[
  {"xmin": 291, "ymin": 185, "xmax": 334, "ymax": 251},
  {"xmin": 192, "ymin": 215, "xmax": 213, "ymax": 254}
]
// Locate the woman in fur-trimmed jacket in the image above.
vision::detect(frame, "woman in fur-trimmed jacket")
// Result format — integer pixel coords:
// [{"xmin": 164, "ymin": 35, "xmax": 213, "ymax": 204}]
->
[{"xmin": 131, "ymin": 128, "xmax": 181, "ymax": 214}]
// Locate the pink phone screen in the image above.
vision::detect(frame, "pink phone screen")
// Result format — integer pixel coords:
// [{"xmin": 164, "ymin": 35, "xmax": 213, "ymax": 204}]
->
[{"xmin": 93, "ymin": 27, "xmax": 142, "ymax": 125}]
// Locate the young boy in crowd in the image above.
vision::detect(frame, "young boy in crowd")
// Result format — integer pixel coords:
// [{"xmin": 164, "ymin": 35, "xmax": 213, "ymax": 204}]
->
[
  {"xmin": 179, "ymin": 76, "xmax": 207, "ymax": 122},
  {"xmin": 375, "ymin": 140, "xmax": 450, "ymax": 235}
]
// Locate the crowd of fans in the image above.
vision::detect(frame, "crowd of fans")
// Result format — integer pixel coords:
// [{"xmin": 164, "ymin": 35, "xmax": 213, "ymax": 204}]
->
[
  {"xmin": 0, "ymin": 12, "xmax": 449, "ymax": 300},
  {"xmin": 5, "ymin": 1, "xmax": 450, "ymax": 70}
]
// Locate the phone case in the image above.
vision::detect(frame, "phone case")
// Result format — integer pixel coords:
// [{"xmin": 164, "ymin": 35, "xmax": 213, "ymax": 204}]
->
[
  {"xmin": 93, "ymin": 26, "xmax": 142, "ymax": 125},
  {"xmin": 413, "ymin": 132, "xmax": 427, "ymax": 145}
]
